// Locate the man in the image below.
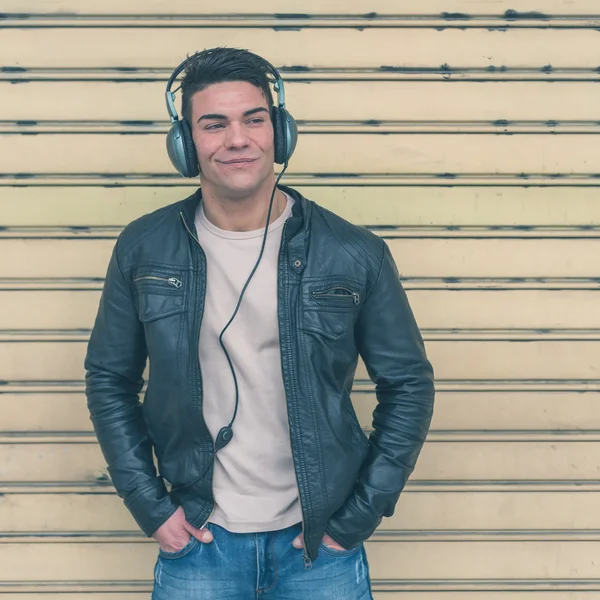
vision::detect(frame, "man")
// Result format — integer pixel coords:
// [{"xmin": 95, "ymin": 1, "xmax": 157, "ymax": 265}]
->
[{"xmin": 85, "ymin": 47, "xmax": 434, "ymax": 599}]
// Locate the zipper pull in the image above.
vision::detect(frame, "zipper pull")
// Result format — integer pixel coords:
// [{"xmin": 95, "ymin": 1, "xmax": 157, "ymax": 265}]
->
[
  {"xmin": 352, "ymin": 291, "xmax": 360, "ymax": 305},
  {"xmin": 303, "ymin": 551, "xmax": 313, "ymax": 571},
  {"xmin": 168, "ymin": 277, "xmax": 183, "ymax": 289}
]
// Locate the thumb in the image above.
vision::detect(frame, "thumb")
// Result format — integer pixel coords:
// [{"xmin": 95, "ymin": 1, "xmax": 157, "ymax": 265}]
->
[
  {"xmin": 184, "ymin": 522, "xmax": 214, "ymax": 543},
  {"xmin": 292, "ymin": 533, "xmax": 304, "ymax": 549}
]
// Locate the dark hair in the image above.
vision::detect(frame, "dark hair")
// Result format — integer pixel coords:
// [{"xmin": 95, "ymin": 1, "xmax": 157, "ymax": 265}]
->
[{"xmin": 180, "ymin": 47, "xmax": 275, "ymax": 126}]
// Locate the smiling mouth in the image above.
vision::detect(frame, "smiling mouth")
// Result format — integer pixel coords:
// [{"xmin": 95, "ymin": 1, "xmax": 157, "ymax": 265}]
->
[{"xmin": 220, "ymin": 159, "xmax": 257, "ymax": 165}]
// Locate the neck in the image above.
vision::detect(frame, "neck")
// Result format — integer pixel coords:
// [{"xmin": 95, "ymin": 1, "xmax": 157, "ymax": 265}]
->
[{"xmin": 200, "ymin": 178, "xmax": 287, "ymax": 232}]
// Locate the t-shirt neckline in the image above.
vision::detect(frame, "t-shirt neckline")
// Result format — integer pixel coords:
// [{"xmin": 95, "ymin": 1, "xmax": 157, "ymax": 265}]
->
[{"xmin": 197, "ymin": 191, "xmax": 294, "ymax": 240}]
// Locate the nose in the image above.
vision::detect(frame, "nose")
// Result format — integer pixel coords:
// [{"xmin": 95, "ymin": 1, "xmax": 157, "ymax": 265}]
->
[{"xmin": 225, "ymin": 121, "xmax": 250, "ymax": 149}]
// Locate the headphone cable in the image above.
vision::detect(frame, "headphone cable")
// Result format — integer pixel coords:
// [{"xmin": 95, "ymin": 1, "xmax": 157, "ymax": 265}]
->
[{"xmin": 214, "ymin": 160, "xmax": 289, "ymax": 451}]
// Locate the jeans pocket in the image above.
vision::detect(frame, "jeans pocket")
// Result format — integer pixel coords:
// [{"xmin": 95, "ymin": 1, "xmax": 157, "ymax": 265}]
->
[
  {"xmin": 319, "ymin": 541, "xmax": 362, "ymax": 557},
  {"xmin": 158, "ymin": 536, "xmax": 199, "ymax": 560}
]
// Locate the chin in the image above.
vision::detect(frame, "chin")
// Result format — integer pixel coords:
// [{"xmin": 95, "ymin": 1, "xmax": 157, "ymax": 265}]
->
[
  {"xmin": 202, "ymin": 164, "xmax": 274, "ymax": 198},
  {"xmin": 225, "ymin": 172, "xmax": 272, "ymax": 194},
  {"xmin": 221, "ymin": 179, "xmax": 263, "ymax": 199}
]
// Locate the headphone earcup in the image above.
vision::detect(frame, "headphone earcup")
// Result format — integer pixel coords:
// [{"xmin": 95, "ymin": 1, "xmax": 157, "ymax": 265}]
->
[
  {"xmin": 282, "ymin": 108, "xmax": 298, "ymax": 162},
  {"xmin": 166, "ymin": 119, "xmax": 199, "ymax": 178},
  {"xmin": 272, "ymin": 106, "xmax": 298, "ymax": 165},
  {"xmin": 181, "ymin": 119, "xmax": 199, "ymax": 177},
  {"xmin": 271, "ymin": 107, "xmax": 286, "ymax": 165}
]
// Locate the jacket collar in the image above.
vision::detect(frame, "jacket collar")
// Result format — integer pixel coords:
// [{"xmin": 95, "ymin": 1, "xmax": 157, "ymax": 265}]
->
[
  {"xmin": 280, "ymin": 184, "xmax": 310, "ymax": 273},
  {"xmin": 179, "ymin": 184, "xmax": 311, "ymax": 272}
]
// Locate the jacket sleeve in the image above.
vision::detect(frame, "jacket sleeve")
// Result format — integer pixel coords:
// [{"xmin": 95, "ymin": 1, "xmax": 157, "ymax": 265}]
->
[
  {"xmin": 326, "ymin": 240, "xmax": 435, "ymax": 549},
  {"xmin": 84, "ymin": 240, "xmax": 178, "ymax": 537}
]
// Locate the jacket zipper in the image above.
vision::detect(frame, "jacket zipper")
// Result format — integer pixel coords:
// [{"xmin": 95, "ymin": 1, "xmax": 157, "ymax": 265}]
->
[
  {"xmin": 134, "ymin": 275, "xmax": 183, "ymax": 289},
  {"xmin": 312, "ymin": 286, "xmax": 359, "ymax": 305},
  {"xmin": 179, "ymin": 210, "xmax": 216, "ymax": 531},
  {"xmin": 278, "ymin": 220, "xmax": 312, "ymax": 570}
]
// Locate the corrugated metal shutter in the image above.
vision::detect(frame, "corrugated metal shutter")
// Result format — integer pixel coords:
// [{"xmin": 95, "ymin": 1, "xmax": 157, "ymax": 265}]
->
[{"xmin": 2, "ymin": 1, "xmax": 600, "ymax": 597}]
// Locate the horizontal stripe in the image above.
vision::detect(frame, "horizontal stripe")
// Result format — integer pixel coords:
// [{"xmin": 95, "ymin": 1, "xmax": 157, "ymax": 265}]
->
[
  {"xmin": 3, "ymin": 380, "xmax": 599, "ymax": 392},
  {"xmin": 6, "ymin": 226, "xmax": 600, "ymax": 239},
  {"xmin": 4, "ymin": 432, "xmax": 600, "ymax": 443},
  {"xmin": 2, "ymin": 185, "xmax": 600, "ymax": 228},
  {"xmin": 5, "ymin": 330, "xmax": 600, "ymax": 342},
  {"xmin": 5, "ymin": 70, "xmax": 600, "ymax": 83},
  {"xmin": 8, "ymin": 122, "xmax": 600, "ymax": 135},
  {"xmin": 5, "ymin": 81, "xmax": 600, "ymax": 124},
  {"xmin": 5, "ymin": 133, "xmax": 600, "ymax": 176},
  {"xmin": 0, "ymin": 540, "xmax": 600, "ymax": 581},
  {"xmin": 376, "ymin": 592, "xmax": 600, "ymax": 599},
  {"xmin": 0, "ymin": 589, "xmax": 597, "ymax": 600},
  {"xmin": 0, "ymin": 595, "xmax": 147, "ymax": 600},
  {"xmin": 5, "ymin": 530, "xmax": 600, "ymax": 542},
  {"xmin": 9, "ymin": 0, "xmax": 600, "ymax": 17},
  {"xmin": 2, "ymin": 389, "xmax": 600, "ymax": 434},
  {"xmin": 1, "ymin": 440, "xmax": 599, "ymax": 483},
  {"xmin": 3, "ymin": 389, "xmax": 600, "ymax": 433},
  {"xmin": 2, "ymin": 278, "xmax": 600, "ymax": 291},
  {"xmin": 5, "ymin": 18, "xmax": 600, "ymax": 29},
  {"xmin": 1, "ymin": 238, "xmax": 599, "ymax": 279},
  {"xmin": 2, "ymin": 338, "xmax": 600, "ymax": 381},
  {"xmin": 4, "ymin": 481, "xmax": 600, "ymax": 493},
  {"xmin": 3, "ymin": 491, "xmax": 600, "ymax": 534},
  {"xmin": 0, "ymin": 587, "xmax": 597, "ymax": 599},
  {"xmin": 3, "ymin": 175, "xmax": 600, "ymax": 185},
  {"xmin": 3, "ymin": 28, "xmax": 600, "ymax": 70}
]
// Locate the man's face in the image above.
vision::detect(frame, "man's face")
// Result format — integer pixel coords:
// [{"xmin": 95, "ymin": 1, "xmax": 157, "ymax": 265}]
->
[{"xmin": 189, "ymin": 81, "xmax": 275, "ymax": 198}]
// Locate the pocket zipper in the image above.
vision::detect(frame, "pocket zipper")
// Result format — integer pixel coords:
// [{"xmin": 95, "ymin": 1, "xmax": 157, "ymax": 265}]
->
[
  {"xmin": 134, "ymin": 275, "xmax": 183, "ymax": 289},
  {"xmin": 312, "ymin": 287, "xmax": 360, "ymax": 305}
]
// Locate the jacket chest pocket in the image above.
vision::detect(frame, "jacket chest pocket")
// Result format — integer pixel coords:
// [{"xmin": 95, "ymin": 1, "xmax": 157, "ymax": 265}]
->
[
  {"xmin": 300, "ymin": 278, "xmax": 364, "ymax": 341},
  {"xmin": 311, "ymin": 285, "xmax": 360, "ymax": 307},
  {"xmin": 133, "ymin": 268, "xmax": 186, "ymax": 323}
]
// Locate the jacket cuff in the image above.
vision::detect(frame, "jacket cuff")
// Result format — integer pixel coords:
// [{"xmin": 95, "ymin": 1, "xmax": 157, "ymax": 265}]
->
[
  {"xmin": 325, "ymin": 495, "xmax": 382, "ymax": 549},
  {"xmin": 123, "ymin": 479, "xmax": 179, "ymax": 537}
]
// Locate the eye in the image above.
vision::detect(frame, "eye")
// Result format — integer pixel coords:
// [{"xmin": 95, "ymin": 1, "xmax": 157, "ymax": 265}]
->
[
  {"xmin": 247, "ymin": 118, "xmax": 265, "ymax": 125},
  {"xmin": 205, "ymin": 123, "xmax": 224, "ymax": 130}
]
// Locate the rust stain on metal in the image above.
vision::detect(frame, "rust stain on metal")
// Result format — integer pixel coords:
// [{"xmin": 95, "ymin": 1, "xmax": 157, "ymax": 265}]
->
[
  {"xmin": 282, "ymin": 65, "xmax": 311, "ymax": 72},
  {"xmin": 274, "ymin": 13, "xmax": 311, "ymax": 19},
  {"xmin": 441, "ymin": 12, "xmax": 471, "ymax": 20},
  {"xmin": 504, "ymin": 10, "xmax": 549, "ymax": 20}
]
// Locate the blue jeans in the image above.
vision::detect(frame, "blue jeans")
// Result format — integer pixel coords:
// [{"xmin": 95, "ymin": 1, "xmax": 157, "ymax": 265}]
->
[{"xmin": 152, "ymin": 522, "xmax": 373, "ymax": 599}]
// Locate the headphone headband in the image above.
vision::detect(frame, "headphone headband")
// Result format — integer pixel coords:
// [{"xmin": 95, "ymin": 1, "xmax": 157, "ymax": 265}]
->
[{"xmin": 165, "ymin": 54, "xmax": 285, "ymax": 124}]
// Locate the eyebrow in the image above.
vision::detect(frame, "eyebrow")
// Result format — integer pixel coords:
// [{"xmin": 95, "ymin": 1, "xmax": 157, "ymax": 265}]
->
[{"xmin": 197, "ymin": 106, "xmax": 269, "ymax": 123}]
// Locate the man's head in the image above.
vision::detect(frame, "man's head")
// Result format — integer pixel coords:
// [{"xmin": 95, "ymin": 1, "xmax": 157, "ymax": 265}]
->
[{"xmin": 180, "ymin": 47, "xmax": 278, "ymax": 199}]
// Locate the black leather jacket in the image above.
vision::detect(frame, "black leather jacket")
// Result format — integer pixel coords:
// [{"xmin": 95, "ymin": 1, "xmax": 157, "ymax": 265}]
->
[{"xmin": 85, "ymin": 185, "xmax": 435, "ymax": 561}]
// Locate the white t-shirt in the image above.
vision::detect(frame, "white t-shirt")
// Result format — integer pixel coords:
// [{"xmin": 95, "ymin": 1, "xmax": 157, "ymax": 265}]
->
[{"xmin": 195, "ymin": 191, "xmax": 302, "ymax": 532}]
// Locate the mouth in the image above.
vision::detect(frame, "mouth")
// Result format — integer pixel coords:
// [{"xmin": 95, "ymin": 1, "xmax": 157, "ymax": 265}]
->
[{"xmin": 219, "ymin": 158, "xmax": 257, "ymax": 165}]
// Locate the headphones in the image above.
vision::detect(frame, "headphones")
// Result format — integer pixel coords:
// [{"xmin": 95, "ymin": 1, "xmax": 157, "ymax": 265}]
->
[{"xmin": 165, "ymin": 53, "xmax": 298, "ymax": 177}]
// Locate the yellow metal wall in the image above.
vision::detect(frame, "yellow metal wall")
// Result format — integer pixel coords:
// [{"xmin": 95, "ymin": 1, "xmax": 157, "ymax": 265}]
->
[{"xmin": 2, "ymin": 1, "xmax": 599, "ymax": 597}]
